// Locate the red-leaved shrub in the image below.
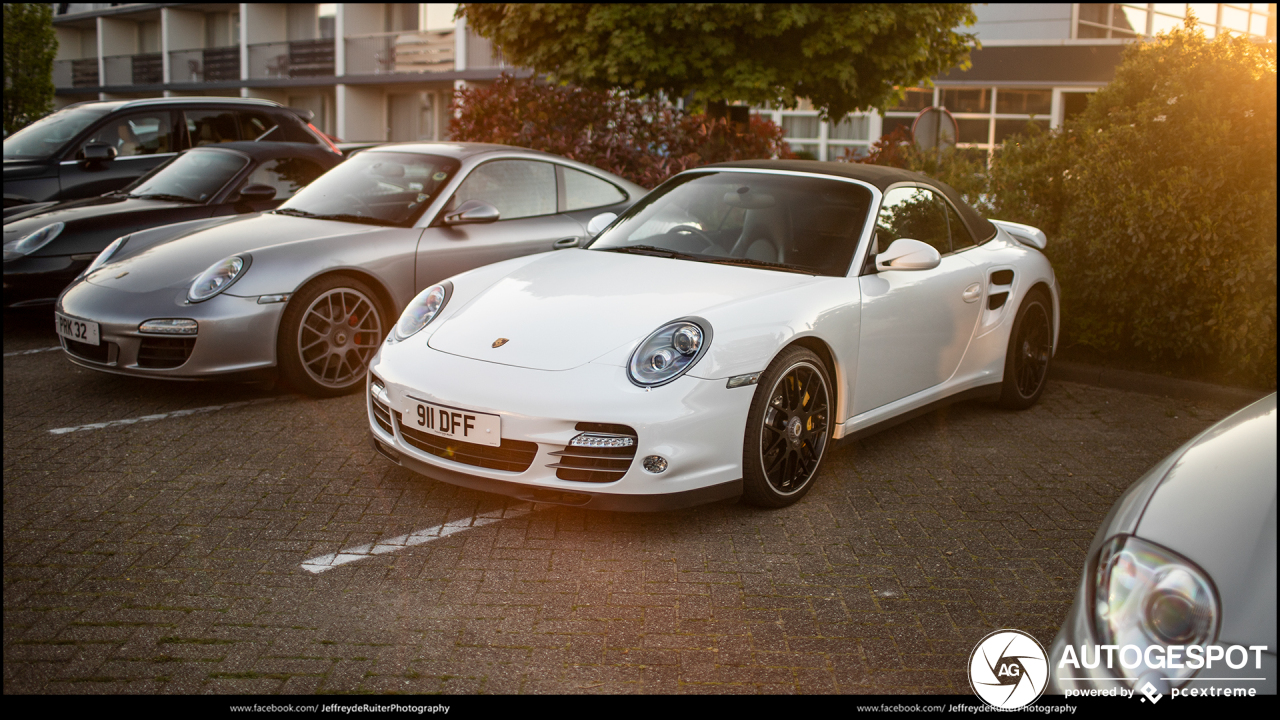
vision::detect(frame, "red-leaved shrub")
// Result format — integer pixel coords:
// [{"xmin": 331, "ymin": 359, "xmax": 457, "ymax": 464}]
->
[{"xmin": 449, "ymin": 75, "xmax": 792, "ymax": 188}]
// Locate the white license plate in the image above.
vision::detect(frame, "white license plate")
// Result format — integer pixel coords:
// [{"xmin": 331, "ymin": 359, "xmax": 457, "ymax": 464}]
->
[
  {"xmin": 55, "ymin": 312, "xmax": 100, "ymax": 346},
  {"xmin": 399, "ymin": 397, "xmax": 501, "ymax": 447}
]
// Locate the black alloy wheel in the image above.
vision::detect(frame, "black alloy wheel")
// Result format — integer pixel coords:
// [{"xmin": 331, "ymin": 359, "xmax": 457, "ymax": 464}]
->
[
  {"xmin": 998, "ymin": 291, "xmax": 1053, "ymax": 409},
  {"xmin": 742, "ymin": 346, "xmax": 832, "ymax": 507}
]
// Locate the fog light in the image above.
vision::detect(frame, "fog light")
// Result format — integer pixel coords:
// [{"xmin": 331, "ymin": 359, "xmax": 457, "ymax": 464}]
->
[
  {"xmin": 642, "ymin": 455, "xmax": 668, "ymax": 474},
  {"xmin": 138, "ymin": 318, "xmax": 198, "ymax": 335}
]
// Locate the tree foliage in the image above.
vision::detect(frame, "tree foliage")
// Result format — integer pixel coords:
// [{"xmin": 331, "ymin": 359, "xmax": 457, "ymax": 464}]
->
[
  {"xmin": 459, "ymin": 3, "xmax": 978, "ymax": 121},
  {"xmin": 449, "ymin": 75, "xmax": 793, "ymax": 188},
  {"xmin": 3, "ymin": 3, "xmax": 57, "ymax": 135},
  {"xmin": 990, "ymin": 20, "xmax": 1276, "ymax": 387}
]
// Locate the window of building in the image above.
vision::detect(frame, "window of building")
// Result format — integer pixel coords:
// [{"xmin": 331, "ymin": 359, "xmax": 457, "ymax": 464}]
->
[{"xmin": 1076, "ymin": 3, "xmax": 1275, "ymax": 39}]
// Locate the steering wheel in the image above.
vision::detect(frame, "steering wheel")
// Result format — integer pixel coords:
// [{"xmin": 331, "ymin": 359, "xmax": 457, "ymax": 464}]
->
[{"xmin": 665, "ymin": 224, "xmax": 716, "ymax": 252}]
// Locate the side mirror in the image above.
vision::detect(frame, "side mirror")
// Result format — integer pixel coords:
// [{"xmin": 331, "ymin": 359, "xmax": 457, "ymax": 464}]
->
[
  {"xmin": 237, "ymin": 184, "xmax": 277, "ymax": 202},
  {"xmin": 82, "ymin": 144, "xmax": 117, "ymax": 163},
  {"xmin": 443, "ymin": 199, "xmax": 500, "ymax": 226},
  {"xmin": 875, "ymin": 238, "xmax": 942, "ymax": 272},
  {"xmin": 586, "ymin": 212, "xmax": 617, "ymax": 236}
]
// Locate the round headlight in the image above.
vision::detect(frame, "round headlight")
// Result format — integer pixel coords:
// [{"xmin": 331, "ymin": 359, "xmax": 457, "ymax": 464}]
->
[
  {"xmin": 1093, "ymin": 535, "xmax": 1219, "ymax": 686},
  {"xmin": 3, "ymin": 222, "xmax": 65, "ymax": 261},
  {"xmin": 628, "ymin": 320, "xmax": 709, "ymax": 387},
  {"xmin": 188, "ymin": 255, "xmax": 249, "ymax": 302},
  {"xmin": 83, "ymin": 235, "xmax": 129, "ymax": 277},
  {"xmin": 391, "ymin": 283, "xmax": 450, "ymax": 342}
]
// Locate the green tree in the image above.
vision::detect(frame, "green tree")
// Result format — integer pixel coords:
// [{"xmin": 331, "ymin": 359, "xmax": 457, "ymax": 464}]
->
[
  {"xmin": 3, "ymin": 3, "xmax": 57, "ymax": 135},
  {"xmin": 460, "ymin": 4, "xmax": 978, "ymax": 121},
  {"xmin": 992, "ymin": 19, "xmax": 1276, "ymax": 387}
]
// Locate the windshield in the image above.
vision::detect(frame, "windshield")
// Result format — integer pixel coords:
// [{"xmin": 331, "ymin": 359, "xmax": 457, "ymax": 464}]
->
[
  {"xmin": 589, "ymin": 171, "xmax": 874, "ymax": 276},
  {"xmin": 124, "ymin": 148, "xmax": 248, "ymax": 203},
  {"xmin": 275, "ymin": 151, "xmax": 460, "ymax": 226},
  {"xmin": 3, "ymin": 105, "xmax": 113, "ymax": 160}
]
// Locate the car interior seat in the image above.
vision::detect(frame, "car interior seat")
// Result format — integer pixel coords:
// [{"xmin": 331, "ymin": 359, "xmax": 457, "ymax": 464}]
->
[{"xmin": 730, "ymin": 206, "xmax": 788, "ymax": 263}]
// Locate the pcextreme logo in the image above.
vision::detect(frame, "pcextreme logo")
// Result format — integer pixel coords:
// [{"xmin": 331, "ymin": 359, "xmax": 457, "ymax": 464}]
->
[{"xmin": 969, "ymin": 629, "xmax": 1049, "ymax": 709}]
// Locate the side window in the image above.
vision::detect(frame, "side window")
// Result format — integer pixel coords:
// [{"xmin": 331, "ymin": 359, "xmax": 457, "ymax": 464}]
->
[
  {"xmin": 238, "ymin": 111, "xmax": 281, "ymax": 142},
  {"xmin": 78, "ymin": 112, "xmax": 174, "ymax": 158},
  {"xmin": 240, "ymin": 158, "xmax": 326, "ymax": 201},
  {"xmin": 185, "ymin": 109, "xmax": 241, "ymax": 146},
  {"xmin": 452, "ymin": 160, "xmax": 556, "ymax": 221},
  {"xmin": 563, "ymin": 167, "xmax": 627, "ymax": 211},
  {"xmin": 875, "ymin": 186, "xmax": 950, "ymax": 257},
  {"xmin": 942, "ymin": 199, "xmax": 976, "ymax": 252}
]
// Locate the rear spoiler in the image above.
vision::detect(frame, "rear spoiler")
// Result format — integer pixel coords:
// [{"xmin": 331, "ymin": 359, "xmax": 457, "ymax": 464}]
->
[{"xmin": 991, "ymin": 219, "xmax": 1047, "ymax": 250}]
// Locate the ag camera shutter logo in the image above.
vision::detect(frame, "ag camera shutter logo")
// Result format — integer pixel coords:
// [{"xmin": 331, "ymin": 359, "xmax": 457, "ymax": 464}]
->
[{"xmin": 969, "ymin": 629, "xmax": 1049, "ymax": 709}]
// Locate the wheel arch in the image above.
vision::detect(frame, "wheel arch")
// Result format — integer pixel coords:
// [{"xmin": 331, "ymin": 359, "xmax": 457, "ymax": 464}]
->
[
  {"xmin": 1025, "ymin": 280, "xmax": 1058, "ymax": 354},
  {"xmin": 778, "ymin": 334, "xmax": 844, "ymax": 423}
]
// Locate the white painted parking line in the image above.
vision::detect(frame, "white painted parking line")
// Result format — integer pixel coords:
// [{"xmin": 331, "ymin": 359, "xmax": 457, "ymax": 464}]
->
[
  {"xmin": 48, "ymin": 397, "xmax": 285, "ymax": 435},
  {"xmin": 4, "ymin": 346, "xmax": 62, "ymax": 357},
  {"xmin": 301, "ymin": 507, "xmax": 532, "ymax": 574}
]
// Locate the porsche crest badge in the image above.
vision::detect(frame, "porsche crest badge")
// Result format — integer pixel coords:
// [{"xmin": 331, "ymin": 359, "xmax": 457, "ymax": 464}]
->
[{"xmin": 492, "ymin": 338, "xmax": 510, "ymax": 348}]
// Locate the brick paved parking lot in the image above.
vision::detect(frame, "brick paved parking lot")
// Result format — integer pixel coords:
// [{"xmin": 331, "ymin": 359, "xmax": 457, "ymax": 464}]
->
[{"xmin": 3, "ymin": 309, "xmax": 1246, "ymax": 694}]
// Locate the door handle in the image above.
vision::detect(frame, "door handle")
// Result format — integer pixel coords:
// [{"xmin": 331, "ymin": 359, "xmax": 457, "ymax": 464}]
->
[
  {"xmin": 553, "ymin": 237, "xmax": 580, "ymax": 249},
  {"xmin": 962, "ymin": 283, "xmax": 982, "ymax": 303}
]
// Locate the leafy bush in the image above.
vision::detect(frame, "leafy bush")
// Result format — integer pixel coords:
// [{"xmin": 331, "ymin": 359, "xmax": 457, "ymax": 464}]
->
[
  {"xmin": 851, "ymin": 126, "xmax": 992, "ymax": 212},
  {"xmin": 992, "ymin": 21, "xmax": 1275, "ymax": 387},
  {"xmin": 449, "ymin": 75, "xmax": 792, "ymax": 188}
]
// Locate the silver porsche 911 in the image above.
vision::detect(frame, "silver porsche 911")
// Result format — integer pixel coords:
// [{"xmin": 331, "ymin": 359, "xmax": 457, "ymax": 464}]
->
[{"xmin": 54, "ymin": 143, "xmax": 644, "ymax": 395}]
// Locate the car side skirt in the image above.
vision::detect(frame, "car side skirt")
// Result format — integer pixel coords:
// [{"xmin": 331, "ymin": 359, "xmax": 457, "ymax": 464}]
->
[
  {"xmin": 373, "ymin": 435, "xmax": 742, "ymax": 512},
  {"xmin": 835, "ymin": 383, "xmax": 1002, "ymax": 445}
]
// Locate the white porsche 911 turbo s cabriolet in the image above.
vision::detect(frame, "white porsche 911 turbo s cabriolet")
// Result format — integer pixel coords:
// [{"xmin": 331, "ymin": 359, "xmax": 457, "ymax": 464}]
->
[{"xmin": 367, "ymin": 160, "xmax": 1059, "ymax": 511}]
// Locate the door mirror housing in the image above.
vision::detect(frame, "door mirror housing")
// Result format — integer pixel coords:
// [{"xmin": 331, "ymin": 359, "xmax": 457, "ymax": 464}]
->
[
  {"xmin": 237, "ymin": 184, "xmax": 277, "ymax": 203},
  {"xmin": 875, "ymin": 238, "xmax": 942, "ymax": 272},
  {"xmin": 442, "ymin": 199, "xmax": 500, "ymax": 226},
  {"xmin": 82, "ymin": 144, "xmax": 117, "ymax": 163},
  {"xmin": 586, "ymin": 212, "xmax": 617, "ymax": 236}
]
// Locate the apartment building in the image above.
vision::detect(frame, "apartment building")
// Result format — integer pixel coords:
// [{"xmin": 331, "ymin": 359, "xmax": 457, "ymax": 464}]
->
[
  {"xmin": 50, "ymin": 4, "xmax": 1275, "ymax": 153},
  {"xmin": 49, "ymin": 3, "xmax": 519, "ymax": 142}
]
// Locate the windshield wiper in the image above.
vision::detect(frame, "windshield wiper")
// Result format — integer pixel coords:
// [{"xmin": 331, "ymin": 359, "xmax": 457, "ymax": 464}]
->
[
  {"xmin": 600, "ymin": 244, "xmax": 701, "ymax": 260},
  {"xmin": 306, "ymin": 212, "xmax": 389, "ymax": 226},
  {"xmin": 698, "ymin": 257, "xmax": 818, "ymax": 275},
  {"xmin": 130, "ymin": 192, "xmax": 198, "ymax": 203},
  {"xmin": 270, "ymin": 207, "xmax": 322, "ymax": 218}
]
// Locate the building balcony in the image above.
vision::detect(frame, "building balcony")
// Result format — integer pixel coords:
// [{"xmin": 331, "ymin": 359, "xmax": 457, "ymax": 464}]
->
[
  {"xmin": 103, "ymin": 52, "xmax": 163, "ymax": 86},
  {"xmin": 248, "ymin": 39, "xmax": 335, "ymax": 80},
  {"xmin": 53, "ymin": 58, "xmax": 100, "ymax": 89},
  {"xmin": 170, "ymin": 46, "xmax": 241, "ymax": 83},
  {"xmin": 344, "ymin": 29, "xmax": 455, "ymax": 75}
]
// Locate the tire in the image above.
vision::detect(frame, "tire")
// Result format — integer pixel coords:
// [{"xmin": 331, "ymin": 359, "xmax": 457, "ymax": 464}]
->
[
  {"xmin": 997, "ymin": 289, "xmax": 1053, "ymax": 410},
  {"xmin": 277, "ymin": 275, "xmax": 387, "ymax": 397},
  {"xmin": 741, "ymin": 346, "xmax": 834, "ymax": 508}
]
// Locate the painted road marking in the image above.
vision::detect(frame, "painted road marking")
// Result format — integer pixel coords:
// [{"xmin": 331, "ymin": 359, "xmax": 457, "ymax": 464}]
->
[
  {"xmin": 48, "ymin": 397, "xmax": 285, "ymax": 435},
  {"xmin": 4, "ymin": 346, "xmax": 62, "ymax": 357},
  {"xmin": 301, "ymin": 507, "xmax": 532, "ymax": 574}
]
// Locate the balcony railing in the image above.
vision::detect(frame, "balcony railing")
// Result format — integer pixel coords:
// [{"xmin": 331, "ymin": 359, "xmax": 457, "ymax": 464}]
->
[
  {"xmin": 170, "ymin": 46, "xmax": 241, "ymax": 83},
  {"xmin": 54, "ymin": 58, "xmax": 101, "ymax": 88},
  {"xmin": 248, "ymin": 39, "xmax": 334, "ymax": 79},
  {"xmin": 344, "ymin": 29, "xmax": 455, "ymax": 75},
  {"xmin": 102, "ymin": 53, "xmax": 162, "ymax": 86}
]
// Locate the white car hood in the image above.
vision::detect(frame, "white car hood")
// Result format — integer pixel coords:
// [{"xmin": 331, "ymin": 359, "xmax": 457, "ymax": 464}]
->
[{"xmin": 427, "ymin": 249, "xmax": 813, "ymax": 371}]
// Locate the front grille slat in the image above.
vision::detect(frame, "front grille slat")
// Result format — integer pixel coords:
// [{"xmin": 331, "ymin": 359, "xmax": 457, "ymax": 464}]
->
[
  {"xmin": 553, "ymin": 424, "xmax": 638, "ymax": 483},
  {"xmin": 371, "ymin": 398, "xmax": 393, "ymax": 435},
  {"xmin": 63, "ymin": 338, "xmax": 112, "ymax": 364},
  {"xmin": 397, "ymin": 417, "xmax": 537, "ymax": 473},
  {"xmin": 136, "ymin": 337, "xmax": 195, "ymax": 368}
]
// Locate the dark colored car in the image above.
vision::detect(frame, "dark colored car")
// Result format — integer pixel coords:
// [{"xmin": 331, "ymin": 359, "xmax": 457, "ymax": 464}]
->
[
  {"xmin": 3, "ymin": 141, "xmax": 339, "ymax": 308},
  {"xmin": 2, "ymin": 97, "xmax": 341, "ymax": 208}
]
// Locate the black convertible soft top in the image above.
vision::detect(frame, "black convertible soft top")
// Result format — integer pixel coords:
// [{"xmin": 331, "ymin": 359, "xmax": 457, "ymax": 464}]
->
[{"xmin": 705, "ymin": 159, "xmax": 997, "ymax": 244}]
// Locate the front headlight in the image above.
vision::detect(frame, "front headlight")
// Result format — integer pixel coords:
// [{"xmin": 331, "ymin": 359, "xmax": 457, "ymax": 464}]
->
[
  {"xmin": 188, "ymin": 255, "xmax": 250, "ymax": 303},
  {"xmin": 627, "ymin": 319, "xmax": 710, "ymax": 387},
  {"xmin": 82, "ymin": 235, "xmax": 129, "ymax": 277},
  {"xmin": 3, "ymin": 222, "xmax": 65, "ymax": 261},
  {"xmin": 1093, "ymin": 535, "xmax": 1219, "ymax": 686},
  {"xmin": 390, "ymin": 282, "xmax": 451, "ymax": 342}
]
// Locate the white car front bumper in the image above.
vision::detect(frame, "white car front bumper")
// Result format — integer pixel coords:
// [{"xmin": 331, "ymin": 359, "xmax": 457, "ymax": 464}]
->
[{"xmin": 366, "ymin": 343, "xmax": 752, "ymax": 511}]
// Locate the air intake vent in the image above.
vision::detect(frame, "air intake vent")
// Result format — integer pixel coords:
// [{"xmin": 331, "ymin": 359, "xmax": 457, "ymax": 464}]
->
[
  {"xmin": 549, "ymin": 424, "xmax": 638, "ymax": 483},
  {"xmin": 397, "ymin": 419, "xmax": 538, "ymax": 473},
  {"xmin": 369, "ymin": 378, "xmax": 393, "ymax": 436},
  {"xmin": 63, "ymin": 338, "xmax": 111, "ymax": 364},
  {"xmin": 137, "ymin": 337, "xmax": 195, "ymax": 368}
]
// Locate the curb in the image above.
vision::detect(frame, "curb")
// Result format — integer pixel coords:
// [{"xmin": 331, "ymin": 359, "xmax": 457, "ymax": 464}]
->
[{"xmin": 1049, "ymin": 360, "xmax": 1271, "ymax": 406}]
